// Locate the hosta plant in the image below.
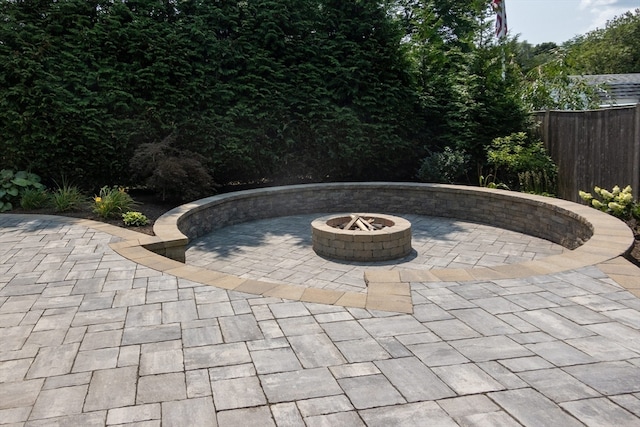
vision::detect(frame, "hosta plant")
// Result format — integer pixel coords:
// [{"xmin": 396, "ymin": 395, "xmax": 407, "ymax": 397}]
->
[
  {"xmin": 0, "ymin": 170, "xmax": 45, "ymax": 212},
  {"xmin": 122, "ymin": 211, "xmax": 149, "ymax": 227}
]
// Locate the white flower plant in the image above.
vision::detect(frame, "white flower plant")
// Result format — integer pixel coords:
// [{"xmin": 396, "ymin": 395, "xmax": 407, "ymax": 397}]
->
[{"xmin": 579, "ymin": 185, "xmax": 640, "ymax": 220}]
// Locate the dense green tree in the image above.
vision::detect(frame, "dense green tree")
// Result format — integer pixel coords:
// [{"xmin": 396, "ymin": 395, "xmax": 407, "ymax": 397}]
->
[
  {"xmin": 519, "ymin": 49, "xmax": 602, "ymax": 111},
  {"xmin": 1, "ymin": 0, "xmax": 422, "ymax": 190},
  {"xmin": 566, "ymin": 9, "xmax": 640, "ymax": 74},
  {"xmin": 405, "ymin": 0, "xmax": 529, "ymax": 173},
  {"xmin": 513, "ymin": 40, "xmax": 558, "ymax": 74}
]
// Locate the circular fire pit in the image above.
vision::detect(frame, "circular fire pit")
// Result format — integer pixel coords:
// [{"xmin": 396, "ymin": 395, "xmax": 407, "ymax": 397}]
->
[{"xmin": 311, "ymin": 213, "xmax": 412, "ymax": 261}]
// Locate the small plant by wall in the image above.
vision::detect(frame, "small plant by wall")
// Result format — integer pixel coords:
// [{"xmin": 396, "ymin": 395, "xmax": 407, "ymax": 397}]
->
[{"xmin": 93, "ymin": 186, "xmax": 137, "ymax": 219}]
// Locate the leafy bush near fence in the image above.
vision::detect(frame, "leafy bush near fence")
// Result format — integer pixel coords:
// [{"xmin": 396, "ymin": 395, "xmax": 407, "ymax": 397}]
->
[
  {"xmin": 486, "ymin": 132, "xmax": 557, "ymax": 194},
  {"xmin": 579, "ymin": 185, "xmax": 640, "ymax": 220}
]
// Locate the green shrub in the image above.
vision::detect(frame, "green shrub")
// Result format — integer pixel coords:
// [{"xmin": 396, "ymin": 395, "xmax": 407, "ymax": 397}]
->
[
  {"xmin": 579, "ymin": 185, "xmax": 639, "ymax": 220},
  {"xmin": 486, "ymin": 132, "xmax": 557, "ymax": 193},
  {"xmin": 20, "ymin": 188, "xmax": 50, "ymax": 210},
  {"xmin": 51, "ymin": 184, "xmax": 85, "ymax": 212},
  {"xmin": 417, "ymin": 147, "xmax": 469, "ymax": 184},
  {"xmin": 93, "ymin": 186, "xmax": 137, "ymax": 219},
  {"xmin": 0, "ymin": 170, "xmax": 45, "ymax": 212},
  {"xmin": 122, "ymin": 211, "xmax": 150, "ymax": 227}
]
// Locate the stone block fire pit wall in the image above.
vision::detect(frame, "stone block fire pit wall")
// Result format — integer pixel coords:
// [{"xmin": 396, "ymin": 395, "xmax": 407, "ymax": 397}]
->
[
  {"xmin": 312, "ymin": 214, "xmax": 412, "ymax": 261},
  {"xmin": 149, "ymin": 182, "xmax": 625, "ymax": 264}
]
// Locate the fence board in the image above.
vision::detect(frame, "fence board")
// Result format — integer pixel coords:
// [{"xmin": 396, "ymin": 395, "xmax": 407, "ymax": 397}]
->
[{"xmin": 535, "ymin": 104, "xmax": 640, "ymax": 202}]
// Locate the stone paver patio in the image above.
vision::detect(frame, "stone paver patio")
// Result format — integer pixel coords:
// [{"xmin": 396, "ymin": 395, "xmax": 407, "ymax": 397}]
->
[{"xmin": 1, "ymin": 213, "xmax": 640, "ymax": 426}]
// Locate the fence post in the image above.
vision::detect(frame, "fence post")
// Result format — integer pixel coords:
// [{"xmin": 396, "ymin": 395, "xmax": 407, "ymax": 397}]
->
[{"xmin": 634, "ymin": 103, "xmax": 640, "ymax": 199}]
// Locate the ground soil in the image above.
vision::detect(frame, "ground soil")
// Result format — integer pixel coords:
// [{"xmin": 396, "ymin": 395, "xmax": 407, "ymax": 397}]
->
[{"xmin": 11, "ymin": 192, "xmax": 640, "ymax": 268}]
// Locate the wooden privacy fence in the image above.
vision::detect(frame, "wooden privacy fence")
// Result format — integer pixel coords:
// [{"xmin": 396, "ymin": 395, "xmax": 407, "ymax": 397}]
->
[{"xmin": 535, "ymin": 104, "xmax": 640, "ymax": 203}]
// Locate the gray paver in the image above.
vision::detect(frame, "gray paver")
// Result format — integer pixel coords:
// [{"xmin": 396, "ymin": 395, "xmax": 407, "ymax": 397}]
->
[
  {"xmin": 23, "ymin": 411, "xmax": 107, "ymax": 426},
  {"xmin": 162, "ymin": 397, "xmax": 217, "ymax": 427},
  {"xmin": 250, "ymin": 347, "xmax": 302, "ymax": 374},
  {"xmin": 216, "ymin": 406, "xmax": 274, "ymax": 427},
  {"xmin": 334, "ymin": 338, "xmax": 391, "ymax": 363},
  {"xmin": 525, "ymin": 340, "xmax": 595, "ymax": 366},
  {"xmin": 516, "ymin": 309, "xmax": 594, "ymax": 340},
  {"xmin": 611, "ymin": 395, "xmax": 640, "ymax": 417},
  {"xmin": 360, "ymin": 401, "xmax": 458, "ymax": 427},
  {"xmin": 140, "ymin": 341, "xmax": 183, "ymax": 375},
  {"xmin": 211, "ymin": 376, "xmax": 266, "ymax": 410},
  {"xmin": 375, "ymin": 357, "xmax": 455, "ymax": 401},
  {"xmin": 0, "ymin": 359, "xmax": 33, "ymax": 382},
  {"xmin": 26, "ymin": 343, "xmax": 80, "ymax": 378},
  {"xmin": 432, "ymin": 363, "xmax": 504, "ymax": 395},
  {"xmin": 296, "ymin": 395, "xmax": 353, "ymax": 417},
  {"xmin": 457, "ymin": 411, "xmax": 522, "ymax": 427},
  {"xmin": 29, "ymin": 385, "xmax": 88, "ymax": 420},
  {"xmin": 305, "ymin": 411, "xmax": 365, "ymax": 427},
  {"xmin": 121, "ymin": 324, "xmax": 181, "ymax": 345},
  {"xmin": 359, "ymin": 315, "xmax": 429, "ymax": 337},
  {"xmin": 338, "ymin": 374, "xmax": 406, "ymax": 409},
  {"xmin": 137, "ymin": 372, "xmax": 187, "ymax": 404},
  {"xmin": 182, "ymin": 325, "xmax": 224, "ymax": 347},
  {"xmin": 106, "ymin": 403, "xmax": 161, "ymax": 425},
  {"xmin": 561, "ymin": 397, "xmax": 639, "ymax": 427},
  {"xmin": 261, "ymin": 368, "xmax": 342, "ymax": 403},
  {"xmin": 72, "ymin": 347, "xmax": 119, "ymax": 372},
  {"xmin": 450, "ymin": 336, "xmax": 533, "ymax": 362},
  {"xmin": 452, "ymin": 308, "xmax": 519, "ymax": 336},
  {"xmin": 184, "ymin": 342, "xmax": 251, "ymax": 370},
  {"xmin": 517, "ymin": 368, "xmax": 601, "ymax": 402},
  {"xmin": 320, "ymin": 320, "xmax": 370, "ymax": 341},
  {"xmin": 84, "ymin": 366, "xmax": 137, "ymax": 411},
  {"xmin": 437, "ymin": 395, "xmax": 501, "ymax": 419},
  {"xmin": 0, "ymin": 378, "xmax": 44, "ymax": 410},
  {"xmin": 271, "ymin": 402, "xmax": 305, "ymax": 427},
  {"xmin": 489, "ymin": 388, "xmax": 585, "ymax": 427},
  {"xmin": 2, "ymin": 213, "xmax": 640, "ymax": 426},
  {"xmin": 218, "ymin": 313, "xmax": 263, "ymax": 342},
  {"xmin": 564, "ymin": 361, "xmax": 640, "ymax": 395},
  {"xmin": 427, "ymin": 318, "xmax": 482, "ymax": 340},
  {"xmin": 288, "ymin": 334, "xmax": 346, "ymax": 367},
  {"xmin": 408, "ymin": 341, "xmax": 470, "ymax": 367}
]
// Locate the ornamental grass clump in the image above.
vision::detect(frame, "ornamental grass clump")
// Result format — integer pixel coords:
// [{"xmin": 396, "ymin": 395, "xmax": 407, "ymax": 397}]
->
[
  {"xmin": 579, "ymin": 185, "xmax": 640, "ymax": 220},
  {"xmin": 51, "ymin": 183, "xmax": 85, "ymax": 212},
  {"xmin": 20, "ymin": 188, "xmax": 50, "ymax": 210},
  {"xmin": 93, "ymin": 186, "xmax": 136, "ymax": 219}
]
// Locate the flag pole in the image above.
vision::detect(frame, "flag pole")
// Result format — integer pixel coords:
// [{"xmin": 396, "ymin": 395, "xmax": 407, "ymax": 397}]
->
[{"xmin": 491, "ymin": 0, "xmax": 508, "ymax": 80}]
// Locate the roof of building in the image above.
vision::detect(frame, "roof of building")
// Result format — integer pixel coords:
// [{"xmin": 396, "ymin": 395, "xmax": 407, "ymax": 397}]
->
[{"xmin": 572, "ymin": 73, "xmax": 640, "ymax": 106}]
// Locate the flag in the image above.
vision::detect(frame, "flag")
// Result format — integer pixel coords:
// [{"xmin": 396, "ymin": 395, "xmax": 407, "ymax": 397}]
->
[{"xmin": 491, "ymin": 0, "xmax": 507, "ymax": 39}]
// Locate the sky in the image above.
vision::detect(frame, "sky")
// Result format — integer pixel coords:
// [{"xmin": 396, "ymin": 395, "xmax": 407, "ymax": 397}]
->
[{"xmin": 504, "ymin": 0, "xmax": 639, "ymax": 45}]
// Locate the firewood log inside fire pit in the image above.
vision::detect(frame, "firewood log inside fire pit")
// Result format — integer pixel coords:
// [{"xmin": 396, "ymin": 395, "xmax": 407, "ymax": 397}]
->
[{"xmin": 338, "ymin": 214, "xmax": 386, "ymax": 231}]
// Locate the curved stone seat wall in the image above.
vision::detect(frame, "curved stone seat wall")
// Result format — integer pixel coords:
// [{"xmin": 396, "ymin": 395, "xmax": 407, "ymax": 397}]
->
[{"xmin": 150, "ymin": 182, "xmax": 628, "ymax": 263}]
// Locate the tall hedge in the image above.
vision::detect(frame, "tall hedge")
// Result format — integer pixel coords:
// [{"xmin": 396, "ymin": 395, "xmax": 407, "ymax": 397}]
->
[{"xmin": 0, "ymin": 0, "xmax": 422, "ymax": 189}]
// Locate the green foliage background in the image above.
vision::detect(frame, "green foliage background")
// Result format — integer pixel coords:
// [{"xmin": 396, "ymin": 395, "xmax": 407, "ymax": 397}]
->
[{"xmin": 1, "ymin": 0, "xmax": 531, "ymax": 191}]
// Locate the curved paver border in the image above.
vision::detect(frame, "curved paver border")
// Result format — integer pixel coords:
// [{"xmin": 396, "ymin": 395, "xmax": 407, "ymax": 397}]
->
[{"xmin": 4, "ymin": 183, "xmax": 634, "ymax": 313}]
